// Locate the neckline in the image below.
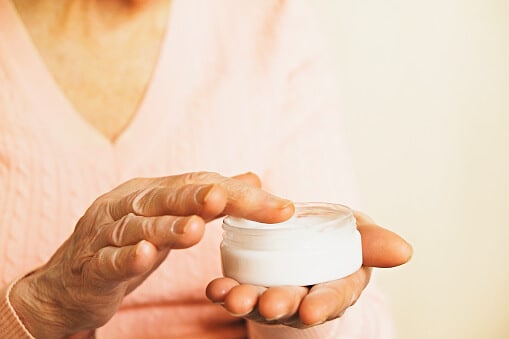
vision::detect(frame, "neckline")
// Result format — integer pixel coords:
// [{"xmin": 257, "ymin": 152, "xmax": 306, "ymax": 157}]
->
[{"xmin": 4, "ymin": 0, "xmax": 174, "ymax": 149}]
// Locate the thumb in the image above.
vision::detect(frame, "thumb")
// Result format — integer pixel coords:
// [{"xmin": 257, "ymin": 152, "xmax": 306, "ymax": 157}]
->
[{"xmin": 358, "ymin": 224, "xmax": 413, "ymax": 268}]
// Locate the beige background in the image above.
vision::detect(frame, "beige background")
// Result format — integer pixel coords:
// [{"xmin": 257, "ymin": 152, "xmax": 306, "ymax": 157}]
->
[{"xmin": 311, "ymin": 1, "xmax": 509, "ymax": 339}]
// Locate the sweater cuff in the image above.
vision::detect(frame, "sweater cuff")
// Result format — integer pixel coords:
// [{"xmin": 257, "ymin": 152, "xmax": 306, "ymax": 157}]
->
[{"xmin": 0, "ymin": 278, "xmax": 36, "ymax": 339}]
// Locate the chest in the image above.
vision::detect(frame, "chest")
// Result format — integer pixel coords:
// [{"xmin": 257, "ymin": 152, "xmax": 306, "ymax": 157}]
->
[
  {"xmin": 0, "ymin": 66, "xmax": 279, "ymax": 287},
  {"xmin": 13, "ymin": 1, "xmax": 169, "ymax": 141},
  {"xmin": 44, "ymin": 38, "xmax": 162, "ymax": 141}
]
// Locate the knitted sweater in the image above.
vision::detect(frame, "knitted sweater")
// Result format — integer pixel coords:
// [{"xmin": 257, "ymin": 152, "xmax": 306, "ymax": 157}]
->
[{"xmin": 0, "ymin": 0, "xmax": 393, "ymax": 337}]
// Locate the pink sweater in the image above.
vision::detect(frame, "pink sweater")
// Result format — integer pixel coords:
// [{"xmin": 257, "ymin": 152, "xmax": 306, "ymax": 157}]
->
[{"xmin": 0, "ymin": 0, "xmax": 394, "ymax": 337}]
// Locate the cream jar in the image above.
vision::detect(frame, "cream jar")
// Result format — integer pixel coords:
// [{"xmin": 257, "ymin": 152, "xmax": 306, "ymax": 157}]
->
[{"xmin": 220, "ymin": 202, "xmax": 362, "ymax": 287}]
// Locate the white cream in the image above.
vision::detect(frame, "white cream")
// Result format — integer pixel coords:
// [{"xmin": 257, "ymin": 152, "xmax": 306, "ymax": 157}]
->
[{"xmin": 220, "ymin": 202, "xmax": 362, "ymax": 287}]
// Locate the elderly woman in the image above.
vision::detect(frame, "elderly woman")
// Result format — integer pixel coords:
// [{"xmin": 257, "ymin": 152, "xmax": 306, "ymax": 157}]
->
[{"xmin": 0, "ymin": 0, "xmax": 411, "ymax": 338}]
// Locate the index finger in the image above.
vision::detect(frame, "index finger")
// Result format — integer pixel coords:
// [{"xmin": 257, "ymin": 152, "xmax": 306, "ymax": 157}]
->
[
  {"xmin": 175, "ymin": 172, "xmax": 294, "ymax": 223},
  {"xmin": 108, "ymin": 172, "xmax": 294, "ymax": 223}
]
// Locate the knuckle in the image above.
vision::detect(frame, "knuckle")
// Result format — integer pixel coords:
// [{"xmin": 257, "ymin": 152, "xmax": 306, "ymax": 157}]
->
[
  {"xmin": 122, "ymin": 177, "xmax": 142, "ymax": 186},
  {"xmin": 165, "ymin": 188, "xmax": 181, "ymax": 208},
  {"xmin": 142, "ymin": 217, "xmax": 158, "ymax": 241},
  {"xmin": 105, "ymin": 198, "xmax": 122, "ymax": 219},
  {"xmin": 70, "ymin": 252, "xmax": 95, "ymax": 276},
  {"xmin": 180, "ymin": 184, "xmax": 202, "ymax": 204},
  {"xmin": 131, "ymin": 188, "xmax": 154, "ymax": 215},
  {"xmin": 182, "ymin": 171, "xmax": 221, "ymax": 184},
  {"xmin": 111, "ymin": 213, "xmax": 135, "ymax": 245},
  {"xmin": 113, "ymin": 177, "xmax": 148, "ymax": 195},
  {"xmin": 124, "ymin": 176, "xmax": 150, "ymax": 187}
]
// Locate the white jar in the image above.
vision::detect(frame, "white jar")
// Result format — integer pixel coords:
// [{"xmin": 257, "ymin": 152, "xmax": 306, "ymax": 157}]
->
[{"xmin": 220, "ymin": 202, "xmax": 362, "ymax": 287}]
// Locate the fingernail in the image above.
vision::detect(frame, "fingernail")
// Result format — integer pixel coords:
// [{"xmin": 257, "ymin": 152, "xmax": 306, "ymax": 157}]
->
[
  {"xmin": 278, "ymin": 200, "xmax": 295, "ymax": 215},
  {"xmin": 280, "ymin": 200, "xmax": 293, "ymax": 209},
  {"xmin": 171, "ymin": 218, "xmax": 188, "ymax": 235},
  {"xmin": 196, "ymin": 184, "xmax": 215, "ymax": 204},
  {"xmin": 229, "ymin": 310, "xmax": 253, "ymax": 318},
  {"xmin": 403, "ymin": 241, "xmax": 414, "ymax": 261},
  {"xmin": 269, "ymin": 199, "xmax": 292, "ymax": 209},
  {"xmin": 265, "ymin": 312, "xmax": 287, "ymax": 321},
  {"xmin": 307, "ymin": 318, "xmax": 327, "ymax": 327},
  {"xmin": 135, "ymin": 240, "xmax": 148, "ymax": 256}
]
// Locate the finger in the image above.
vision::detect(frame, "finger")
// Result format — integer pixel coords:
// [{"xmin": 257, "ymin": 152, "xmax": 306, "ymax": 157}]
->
[
  {"xmin": 109, "ymin": 183, "xmax": 227, "ymax": 220},
  {"xmin": 206, "ymin": 277, "xmax": 239, "ymax": 303},
  {"xmin": 257, "ymin": 286, "xmax": 308, "ymax": 321},
  {"xmin": 90, "ymin": 240, "xmax": 158, "ymax": 284},
  {"xmin": 358, "ymin": 224, "xmax": 413, "ymax": 267},
  {"xmin": 176, "ymin": 172, "xmax": 294, "ymax": 223},
  {"xmin": 217, "ymin": 178, "xmax": 293, "ymax": 223},
  {"xmin": 97, "ymin": 213, "xmax": 206, "ymax": 250},
  {"xmin": 110, "ymin": 171, "xmax": 293, "ymax": 223},
  {"xmin": 299, "ymin": 268, "xmax": 371, "ymax": 326},
  {"xmin": 231, "ymin": 172, "xmax": 262, "ymax": 188},
  {"xmin": 223, "ymin": 284, "xmax": 266, "ymax": 316}
]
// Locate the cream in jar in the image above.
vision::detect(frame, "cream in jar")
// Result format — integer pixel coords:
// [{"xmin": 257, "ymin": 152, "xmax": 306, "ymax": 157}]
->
[{"xmin": 220, "ymin": 202, "xmax": 362, "ymax": 287}]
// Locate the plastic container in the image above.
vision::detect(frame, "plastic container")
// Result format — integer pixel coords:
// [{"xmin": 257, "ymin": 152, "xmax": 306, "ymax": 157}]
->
[{"xmin": 220, "ymin": 202, "xmax": 362, "ymax": 286}]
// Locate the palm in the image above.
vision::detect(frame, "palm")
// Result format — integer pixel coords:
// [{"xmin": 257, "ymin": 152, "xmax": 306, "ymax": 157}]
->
[{"xmin": 206, "ymin": 212, "xmax": 412, "ymax": 327}]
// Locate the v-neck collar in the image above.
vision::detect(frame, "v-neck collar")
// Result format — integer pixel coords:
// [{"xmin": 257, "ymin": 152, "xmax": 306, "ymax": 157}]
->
[
  {"xmin": 1, "ymin": 0, "xmax": 220, "ymax": 179},
  {"xmin": 2, "ymin": 0, "xmax": 174, "ymax": 153}
]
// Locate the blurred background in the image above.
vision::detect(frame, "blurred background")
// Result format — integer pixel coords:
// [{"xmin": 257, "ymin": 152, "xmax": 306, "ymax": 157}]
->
[{"xmin": 311, "ymin": 1, "xmax": 509, "ymax": 339}]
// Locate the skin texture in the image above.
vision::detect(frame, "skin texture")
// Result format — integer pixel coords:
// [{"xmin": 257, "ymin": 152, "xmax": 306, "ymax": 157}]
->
[
  {"xmin": 12, "ymin": 0, "xmax": 171, "ymax": 142},
  {"xmin": 8, "ymin": 0, "xmax": 413, "ymax": 336},
  {"xmin": 10, "ymin": 172, "xmax": 294, "ymax": 338}
]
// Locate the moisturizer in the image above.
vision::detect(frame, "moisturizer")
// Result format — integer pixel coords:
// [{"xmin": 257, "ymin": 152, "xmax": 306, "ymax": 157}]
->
[{"xmin": 220, "ymin": 202, "xmax": 362, "ymax": 287}]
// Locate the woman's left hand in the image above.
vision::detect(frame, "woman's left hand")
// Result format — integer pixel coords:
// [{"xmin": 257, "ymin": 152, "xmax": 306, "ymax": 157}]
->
[{"xmin": 206, "ymin": 211, "xmax": 412, "ymax": 328}]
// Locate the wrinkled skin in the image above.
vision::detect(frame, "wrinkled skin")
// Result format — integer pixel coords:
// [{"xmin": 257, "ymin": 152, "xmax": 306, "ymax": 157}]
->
[
  {"xmin": 10, "ymin": 172, "xmax": 293, "ymax": 338},
  {"xmin": 10, "ymin": 171, "xmax": 411, "ymax": 337}
]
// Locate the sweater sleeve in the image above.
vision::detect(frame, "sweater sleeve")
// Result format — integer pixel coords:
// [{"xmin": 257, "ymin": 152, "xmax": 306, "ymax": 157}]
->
[{"xmin": 0, "ymin": 279, "xmax": 35, "ymax": 339}]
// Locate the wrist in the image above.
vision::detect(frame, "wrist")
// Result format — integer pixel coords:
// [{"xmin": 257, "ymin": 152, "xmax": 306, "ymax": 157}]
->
[{"xmin": 10, "ymin": 271, "xmax": 72, "ymax": 338}]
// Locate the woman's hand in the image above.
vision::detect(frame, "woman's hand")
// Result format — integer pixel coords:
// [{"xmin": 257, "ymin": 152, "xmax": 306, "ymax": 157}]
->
[
  {"xmin": 206, "ymin": 211, "xmax": 412, "ymax": 328},
  {"xmin": 10, "ymin": 172, "xmax": 294, "ymax": 338}
]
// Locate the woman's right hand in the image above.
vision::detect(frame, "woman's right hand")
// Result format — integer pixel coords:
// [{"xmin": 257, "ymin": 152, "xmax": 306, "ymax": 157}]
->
[{"xmin": 9, "ymin": 172, "xmax": 293, "ymax": 338}]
